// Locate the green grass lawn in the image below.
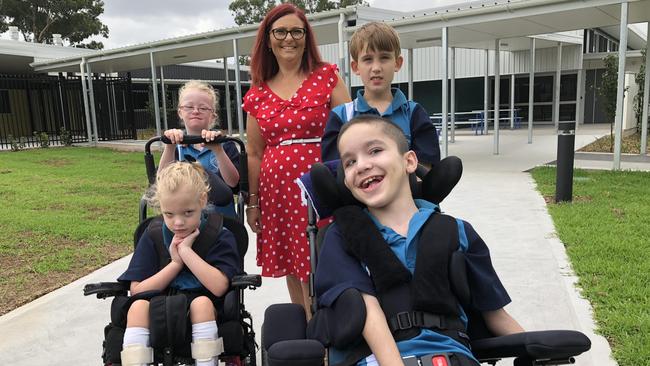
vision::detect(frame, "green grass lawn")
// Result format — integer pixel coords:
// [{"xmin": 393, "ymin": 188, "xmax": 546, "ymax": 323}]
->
[
  {"xmin": 0, "ymin": 147, "xmax": 151, "ymax": 315},
  {"xmin": 531, "ymin": 167, "xmax": 650, "ymax": 366}
]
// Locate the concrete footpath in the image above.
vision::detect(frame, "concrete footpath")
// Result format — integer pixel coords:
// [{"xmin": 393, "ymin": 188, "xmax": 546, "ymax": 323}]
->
[{"xmin": 2, "ymin": 124, "xmax": 644, "ymax": 365}]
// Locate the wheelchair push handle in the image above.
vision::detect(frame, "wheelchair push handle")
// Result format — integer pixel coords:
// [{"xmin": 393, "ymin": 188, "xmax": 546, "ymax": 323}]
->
[{"xmin": 143, "ymin": 134, "xmax": 248, "ymax": 190}]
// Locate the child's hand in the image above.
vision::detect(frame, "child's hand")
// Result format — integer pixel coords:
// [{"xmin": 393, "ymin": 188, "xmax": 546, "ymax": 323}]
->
[
  {"xmin": 169, "ymin": 240, "xmax": 183, "ymax": 265},
  {"xmin": 177, "ymin": 228, "xmax": 200, "ymax": 250},
  {"xmin": 201, "ymin": 129, "xmax": 224, "ymax": 150},
  {"xmin": 163, "ymin": 128, "xmax": 185, "ymax": 145}
]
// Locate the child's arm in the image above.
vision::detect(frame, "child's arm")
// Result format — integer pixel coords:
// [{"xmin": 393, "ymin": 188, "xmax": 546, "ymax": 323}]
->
[
  {"xmin": 158, "ymin": 128, "xmax": 184, "ymax": 172},
  {"xmin": 321, "ymin": 111, "xmax": 345, "ymax": 162},
  {"xmin": 129, "ymin": 245, "xmax": 184, "ymax": 295},
  {"xmin": 361, "ymin": 293, "xmax": 405, "ymax": 366},
  {"xmin": 202, "ymin": 129, "xmax": 239, "ymax": 187},
  {"xmin": 177, "ymin": 229, "xmax": 230, "ymax": 297},
  {"xmin": 482, "ymin": 308, "xmax": 524, "ymax": 336}
]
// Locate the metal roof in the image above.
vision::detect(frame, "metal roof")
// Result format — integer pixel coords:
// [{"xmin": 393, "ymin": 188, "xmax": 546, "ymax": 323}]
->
[
  {"xmin": 385, "ymin": 0, "xmax": 650, "ymax": 50},
  {"xmin": 28, "ymin": 0, "xmax": 650, "ymax": 74}
]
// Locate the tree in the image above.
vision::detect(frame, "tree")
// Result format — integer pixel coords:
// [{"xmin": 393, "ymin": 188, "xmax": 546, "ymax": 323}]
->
[
  {"xmin": 633, "ymin": 48, "xmax": 647, "ymax": 132},
  {"xmin": 0, "ymin": 0, "xmax": 109, "ymax": 49},
  {"xmin": 228, "ymin": 0, "xmax": 277, "ymax": 26},
  {"xmin": 597, "ymin": 54, "xmax": 627, "ymax": 152},
  {"xmin": 229, "ymin": 0, "xmax": 367, "ymax": 26}
]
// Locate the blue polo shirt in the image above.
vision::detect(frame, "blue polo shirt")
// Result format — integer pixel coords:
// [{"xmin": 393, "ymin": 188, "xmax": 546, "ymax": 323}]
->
[
  {"xmin": 177, "ymin": 141, "xmax": 239, "ymax": 218},
  {"xmin": 315, "ymin": 200, "xmax": 511, "ymax": 365},
  {"xmin": 321, "ymin": 88, "xmax": 440, "ymax": 165}
]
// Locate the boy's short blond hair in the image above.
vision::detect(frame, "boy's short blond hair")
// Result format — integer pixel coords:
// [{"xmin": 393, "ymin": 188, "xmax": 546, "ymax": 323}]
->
[{"xmin": 349, "ymin": 22, "xmax": 401, "ymax": 61}]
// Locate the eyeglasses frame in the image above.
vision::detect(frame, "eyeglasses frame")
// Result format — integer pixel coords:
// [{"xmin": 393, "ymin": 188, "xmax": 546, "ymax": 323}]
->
[{"xmin": 269, "ymin": 27, "xmax": 307, "ymax": 41}]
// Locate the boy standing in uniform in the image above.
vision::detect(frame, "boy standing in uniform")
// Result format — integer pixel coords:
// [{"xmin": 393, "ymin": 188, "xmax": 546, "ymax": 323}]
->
[
  {"xmin": 321, "ymin": 22, "xmax": 439, "ymax": 168},
  {"xmin": 315, "ymin": 115, "xmax": 523, "ymax": 366}
]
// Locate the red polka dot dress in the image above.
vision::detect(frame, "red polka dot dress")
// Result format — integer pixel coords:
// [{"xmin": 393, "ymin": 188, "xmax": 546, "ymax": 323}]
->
[{"xmin": 242, "ymin": 64, "xmax": 339, "ymax": 282}]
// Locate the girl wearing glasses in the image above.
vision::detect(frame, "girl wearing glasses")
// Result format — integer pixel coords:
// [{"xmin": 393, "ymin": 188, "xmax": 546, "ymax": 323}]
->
[
  {"xmin": 242, "ymin": 3, "xmax": 351, "ymax": 316},
  {"xmin": 159, "ymin": 80, "xmax": 240, "ymax": 218}
]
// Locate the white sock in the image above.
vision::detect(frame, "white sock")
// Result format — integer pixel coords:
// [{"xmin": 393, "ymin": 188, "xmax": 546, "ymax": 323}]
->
[
  {"xmin": 123, "ymin": 326, "xmax": 150, "ymax": 347},
  {"xmin": 192, "ymin": 321, "xmax": 219, "ymax": 366}
]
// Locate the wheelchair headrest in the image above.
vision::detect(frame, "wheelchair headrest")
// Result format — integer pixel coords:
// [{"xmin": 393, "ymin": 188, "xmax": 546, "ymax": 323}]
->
[{"xmin": 297, "ymin": 156, "xmax": 463, "ymax": 219}]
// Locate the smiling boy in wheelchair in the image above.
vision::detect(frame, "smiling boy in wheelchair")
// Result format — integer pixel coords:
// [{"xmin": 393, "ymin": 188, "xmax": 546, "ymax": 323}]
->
[{"xmin": 309, "ymin": 115, "xmax": 523, "ymax": 366}]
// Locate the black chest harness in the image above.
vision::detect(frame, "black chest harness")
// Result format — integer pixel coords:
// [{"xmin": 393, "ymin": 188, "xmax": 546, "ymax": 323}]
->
[
  {"xmin": 332, "ymin": 205, "xmax": 471, "ymax": 363},
  {"xmin": 145, "ymin": 213, "xmax": 224, "ymax": 273}
]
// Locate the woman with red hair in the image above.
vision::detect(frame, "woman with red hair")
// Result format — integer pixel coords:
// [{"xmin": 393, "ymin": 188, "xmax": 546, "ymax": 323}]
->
[{"xmin": 243, "ymin": 3, "xmax": 350, "ymax": 314}]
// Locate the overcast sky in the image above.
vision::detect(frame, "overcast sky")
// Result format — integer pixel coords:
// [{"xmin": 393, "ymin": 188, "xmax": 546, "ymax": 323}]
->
[
  {"xmin": 0, "ymin": 0, "xmax": 455, "ymax": 49},
  {"xmin": 87, "ymin": 0, "xmax": 459, "ymax": 49}
]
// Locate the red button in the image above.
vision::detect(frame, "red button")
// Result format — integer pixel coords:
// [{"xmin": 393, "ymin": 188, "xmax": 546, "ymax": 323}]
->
[{"xmin": 431, "ymin": 355, "xmax": 449, "ymax": 366}]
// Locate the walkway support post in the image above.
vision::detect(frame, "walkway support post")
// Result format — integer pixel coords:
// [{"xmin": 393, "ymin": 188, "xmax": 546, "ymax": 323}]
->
[
  {"xmin": 494, "ymin": 39, "xmax": 500, "ymax": 155},
  {"xmin": 553, "ymin": 42, "xmax": 562, "ymax": 130},
  {"xmin": 233, "ymin": 39, "xmax": 244, "ymax": 139},
  {"xmin": 149, "ymin": 52, "xmax": 162, "ymax": 138},
  {"xmin": 641, "ymin": 22, "xmax": 649, "ymax": 155},
  {"xmin": 451, "ymin": 47, "xmax": 456, "ymax": 143},
  {"xmin": 484, "ymin": 49, "xmax": 489, "ymax": 135},
  {"xmin": 80, "ymin": 58, "xmax": 92, "ymax": 143},
  {"xmin": 408, "ymin": 48, "xmax": 414, "ymax": 100},
  {"xmin": 86, "ymin": 62, "xmax": 98, "ymax": 145},
  {"xmin": 510, "ymin": 73, "xmax": 515, "ymax": 129},
  {"xmin": 528, "ymin": 38, "xmax": 535, "ymax": 144},
  {"xmin": 441, "ymin": 27, "xmax": 449, "ymax": 159},
  {"xmin": 160, "ymin": 66, "xmax": 168, "ymax": 131},
  {"xmin": 224, "ymin": 57, "xmax": 233, "ymax": 135},
  {"xmin": 613, "ymin": 2, "xmax": 628, "ymax": 170}
]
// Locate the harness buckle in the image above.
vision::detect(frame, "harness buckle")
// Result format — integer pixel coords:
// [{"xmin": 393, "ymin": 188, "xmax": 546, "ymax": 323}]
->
[
  {"xmin": 396, "ymin": 311, "xmax": 412, "ymax": 330},
  {"xmin": 420, "ymin": 353, "xmax": 451, "ymax": 366}
]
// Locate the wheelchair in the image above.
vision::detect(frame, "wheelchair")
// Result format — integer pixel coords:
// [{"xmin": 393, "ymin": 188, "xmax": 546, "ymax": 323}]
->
[
  {"xmin": 261, "ymin": 156, "xmax": 591, "ymax": 366},
  {"xmin": 84, "ymin": 135, "xmax": 262, "ymax": 366}
]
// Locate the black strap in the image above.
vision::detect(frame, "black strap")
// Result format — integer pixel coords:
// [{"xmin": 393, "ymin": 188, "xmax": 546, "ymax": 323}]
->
[
  {"xmin": 388, "ymin": 311, "xmax": 465, "ymax": 333},
  {"xmin": 412, "ymin": 213, "xmax": 460, "ymax": 315},
  {"xmin": 147, "ymin": 213, "xmax": 224, "ymax": 270},
  {"xmin": 333, "ymin": 205, "xmax": 411, "ymax": 292}
]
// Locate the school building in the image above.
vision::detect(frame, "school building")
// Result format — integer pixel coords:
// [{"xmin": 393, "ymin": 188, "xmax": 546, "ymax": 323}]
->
[{"xmin": 1, "ymin": 0, "xmax": 649, "ymax": 168}]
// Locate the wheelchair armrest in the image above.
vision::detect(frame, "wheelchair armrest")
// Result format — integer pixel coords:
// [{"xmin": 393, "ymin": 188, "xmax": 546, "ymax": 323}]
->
[
  {"xmin": 83, "ymin": 282, "xmax": 128, "ymax": 299},
  {"xmin": 231, "ymin": 274, "xmax": 262, "ymax": 289},
  {"xmin": 471, "ymin": 330, "xmax": 591, "ymax": 365}
]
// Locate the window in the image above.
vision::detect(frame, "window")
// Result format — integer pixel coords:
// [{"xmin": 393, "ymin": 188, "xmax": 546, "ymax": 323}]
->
[
  {"xmin": 534, "ymin": 76, "xmax": 553, "ymax": 103},
  {"xmin": 560, "ymin": 74, "xmax": 577, "ymax": 101},
  {"xmin": 0, "ymin": 90, "xmax": 10, "ymax": 113}
]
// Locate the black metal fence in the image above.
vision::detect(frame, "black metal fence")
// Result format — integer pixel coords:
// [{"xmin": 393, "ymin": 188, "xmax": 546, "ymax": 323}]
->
[{"xmin": 0, "ymin": 73, "xmax": 135, "ymax": 149}]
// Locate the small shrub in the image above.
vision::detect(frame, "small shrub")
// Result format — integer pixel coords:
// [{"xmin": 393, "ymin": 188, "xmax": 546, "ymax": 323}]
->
[
  {"xmin": 8, "ymin": 134, "xmax": 25, "ymax": 152},
  {"xmin": 60, "ymin": 127, "xmax": 73, "ymax": 146},
  {"xmin": 34, "ymin": 131, "xmax": 50, "ymax": 148}
]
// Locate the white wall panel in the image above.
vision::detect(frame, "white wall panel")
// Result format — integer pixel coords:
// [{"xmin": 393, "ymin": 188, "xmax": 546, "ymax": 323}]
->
[{"xmin": 319, "ymin": 43, "xmax": 583, "ymax": 87}]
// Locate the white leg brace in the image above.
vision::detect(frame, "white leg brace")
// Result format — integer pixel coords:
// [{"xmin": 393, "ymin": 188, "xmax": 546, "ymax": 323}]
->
[
  {"xmin": 192, "ymin": 321, "xmax": 222, "ymax": 366},
  {"xmin": 122, "ymin": 327, "xmax": 152, "ymax": 366},
  {"xmin": 120, "ymin": 344, "xmax": 154, "ymax": 366}
]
